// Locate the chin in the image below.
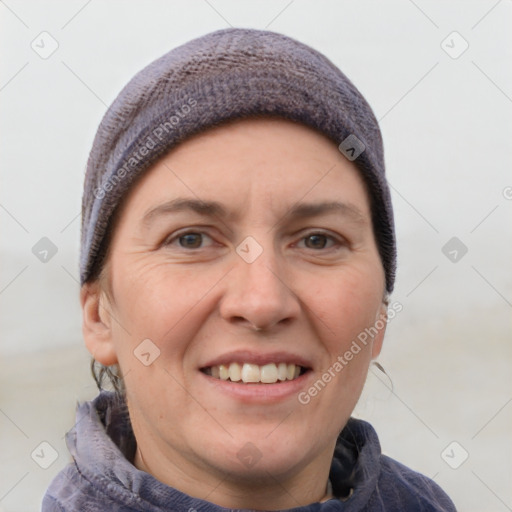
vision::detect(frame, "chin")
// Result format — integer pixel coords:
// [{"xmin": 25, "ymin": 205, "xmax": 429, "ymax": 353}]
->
[
  {"xmin": 195, "ymin": 426, "xmax": 323, "ymax": 483},
  {"xmin": 216, "ymin": 445, "xmax": 306, "ymax": 484}
]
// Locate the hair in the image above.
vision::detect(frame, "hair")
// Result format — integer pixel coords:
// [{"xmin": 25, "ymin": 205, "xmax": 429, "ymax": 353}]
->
[{"xmin": 91, "ymin": 357, "xmax": 124, "ymax": 394}]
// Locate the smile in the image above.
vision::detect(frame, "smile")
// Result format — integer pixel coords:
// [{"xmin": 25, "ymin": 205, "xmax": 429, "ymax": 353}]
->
[{"xmin": 201, "ymin": 362, "xmax": 308, "ymax": 384}]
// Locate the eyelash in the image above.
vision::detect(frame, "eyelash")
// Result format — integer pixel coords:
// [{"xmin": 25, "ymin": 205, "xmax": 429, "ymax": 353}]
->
[{"xmin": 163, "ymin": 229, "xmax": 345, "ymax": 252}]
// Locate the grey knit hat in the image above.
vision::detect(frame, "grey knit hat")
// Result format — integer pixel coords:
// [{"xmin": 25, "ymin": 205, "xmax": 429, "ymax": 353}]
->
[{"xmin": 81, "ymin": 27, "xmax": 396, "ymax": 292}]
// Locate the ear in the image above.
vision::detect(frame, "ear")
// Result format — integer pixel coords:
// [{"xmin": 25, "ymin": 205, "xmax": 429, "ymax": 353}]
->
[
  {"xmin": 80, "ymin": 281, "xmax": 118, "ymax": 366},
  {"xmin": 371, "ymin": 302, "xmax": 388, "ymax": 359}
]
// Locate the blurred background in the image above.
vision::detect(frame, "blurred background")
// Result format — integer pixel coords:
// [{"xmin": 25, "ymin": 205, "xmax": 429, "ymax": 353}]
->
[{"xmin": 1, "ymin": 1, "xmax": 511, "ymax": 510}]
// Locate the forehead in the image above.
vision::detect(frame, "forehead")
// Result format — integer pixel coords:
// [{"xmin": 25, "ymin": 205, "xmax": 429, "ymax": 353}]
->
[{"xmin": 117, "ymin": 116, "xmax": 371, "ymax": 223}]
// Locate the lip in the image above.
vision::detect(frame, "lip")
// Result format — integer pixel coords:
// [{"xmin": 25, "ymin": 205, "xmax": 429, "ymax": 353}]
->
[
  {"xmin": 199, "ymin": 349, "xmax": 313, "ymax": 370},
  {"xmin": 198, "ymin": 368, "xmax": 314, "ymax": 403}
]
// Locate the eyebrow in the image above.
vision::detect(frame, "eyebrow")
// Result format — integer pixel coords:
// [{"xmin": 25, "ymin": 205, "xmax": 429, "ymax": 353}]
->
[{"xmin": 142, "ymin": 198, "xmax": 367, "ymax": 229}]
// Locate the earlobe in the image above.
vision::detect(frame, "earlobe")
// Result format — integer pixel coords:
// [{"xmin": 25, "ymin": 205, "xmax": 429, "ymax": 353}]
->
[
  {"xmin": 80, "ymin": 282, "xmax": 118, "ymax": 366},
  {"xmin": 371, "ymin": 302, "xmax": 388, "ymax": 359}
]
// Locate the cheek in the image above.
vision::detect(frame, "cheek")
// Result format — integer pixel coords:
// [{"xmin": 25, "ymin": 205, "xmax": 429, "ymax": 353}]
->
[
  {"xmin": 108, "ymin": 259, "xmax": 225, "ymax": 360},
  {"xmin": 305, "ymin": 264, "xmax": 383, "ymax": 346},
  {"xmin": 304, "ymin": 268, "xmax": 382, "ymax": 408}
]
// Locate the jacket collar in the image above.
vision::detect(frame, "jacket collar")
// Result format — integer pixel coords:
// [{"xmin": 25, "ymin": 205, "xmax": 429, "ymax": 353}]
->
[{"xmin": 65, "ymin": 391, "xmax": 382, "ymax": 510}]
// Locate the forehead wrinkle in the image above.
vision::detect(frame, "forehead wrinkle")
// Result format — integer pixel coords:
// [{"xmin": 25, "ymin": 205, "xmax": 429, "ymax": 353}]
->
[
  {"xmin": 141, "ymin": 198, "xmax": 240, "ymax": 230},
  {"xmin": 141, "ymin": 197, "xmax": 367, "ymax": 233},
  {"xmin": 285, "ymin": 201, "xmax": 367, "ymax": 224}
]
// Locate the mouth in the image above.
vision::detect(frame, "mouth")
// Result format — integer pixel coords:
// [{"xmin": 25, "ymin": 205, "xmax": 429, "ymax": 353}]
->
[{"xmin": 201, "ymin": 362, "xmax": 310, "ymax": 384}]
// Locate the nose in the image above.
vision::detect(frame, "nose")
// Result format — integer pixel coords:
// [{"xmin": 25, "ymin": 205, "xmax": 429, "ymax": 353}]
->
[{"xmin": 219, "ymin": 244, "xmax": 300, "ymax": 332}]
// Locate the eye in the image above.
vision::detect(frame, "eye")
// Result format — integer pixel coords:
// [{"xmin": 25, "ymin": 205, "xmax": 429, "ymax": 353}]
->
[
  {"xmin": 297, "ymin": 232, "xmax": 342, "ymax": 250},
  {"xmin": 164, "ymin": 230, "xmax": 214, "ymax": 249}
]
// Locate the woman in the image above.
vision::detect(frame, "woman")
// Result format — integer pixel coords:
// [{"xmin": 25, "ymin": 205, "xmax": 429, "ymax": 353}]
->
[{"xmin": 43, "ymin": 27, "xmax": 456, "ymax": 511}]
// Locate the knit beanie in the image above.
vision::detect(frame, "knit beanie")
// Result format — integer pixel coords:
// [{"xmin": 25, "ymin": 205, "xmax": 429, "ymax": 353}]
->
[{"xmin": 81, "ymin": 27, "xmax": 396, "ymax": 293}]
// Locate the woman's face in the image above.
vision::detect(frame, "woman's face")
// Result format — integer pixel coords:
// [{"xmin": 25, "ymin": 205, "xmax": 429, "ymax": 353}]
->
[{"xmin": 82, "ymin": 117, "xmax": 387, "ymax": 506}]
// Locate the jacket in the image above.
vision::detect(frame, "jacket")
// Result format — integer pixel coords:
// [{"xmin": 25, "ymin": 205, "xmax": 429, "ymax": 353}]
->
[{"xmin": 43, "ymin": 391, "xmax": 456, "ymax": 511}]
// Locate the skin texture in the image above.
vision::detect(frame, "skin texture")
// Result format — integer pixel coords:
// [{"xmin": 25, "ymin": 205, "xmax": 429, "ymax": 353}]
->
[{"xmin": 81, "ymin": 117, "xmax": 387, "ymax": 510}]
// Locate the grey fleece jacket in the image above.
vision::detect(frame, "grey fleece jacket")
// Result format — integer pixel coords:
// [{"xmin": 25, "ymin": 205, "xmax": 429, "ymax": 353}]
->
[{"xmin": 42, "ymin": 392, "xmax": 456, "ymax": 511}]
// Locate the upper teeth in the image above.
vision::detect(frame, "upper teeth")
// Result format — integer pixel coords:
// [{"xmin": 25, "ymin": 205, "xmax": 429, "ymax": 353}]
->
[{"xmin": 207, "ymin": 362, "xmax": 302, "ymax": 384}]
